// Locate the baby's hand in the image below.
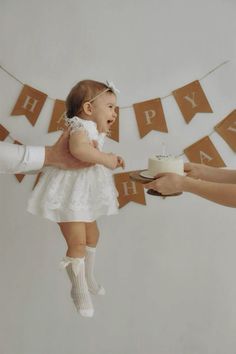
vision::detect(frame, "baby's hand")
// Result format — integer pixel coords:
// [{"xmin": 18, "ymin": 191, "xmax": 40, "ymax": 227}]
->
[
  {"xmin": 104, "ymin": 153, "xmax": 119, "ymax": 170},
  {"xmin": 117, "ymin": 156, "xmax": 125, "ymax": 169}
]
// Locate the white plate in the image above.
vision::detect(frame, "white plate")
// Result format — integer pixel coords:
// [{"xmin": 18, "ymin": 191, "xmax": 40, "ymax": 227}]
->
[{"xmin": 139, "ymin": 170, "xmax": 154, "ymax": 179}]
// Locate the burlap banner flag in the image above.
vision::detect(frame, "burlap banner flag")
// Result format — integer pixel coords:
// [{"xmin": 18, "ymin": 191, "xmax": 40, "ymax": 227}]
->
[
  {"xmin": 133, "ymin": 98, "xmax": 168, "ymax": 138},
  {"xmin": 184, "ymin": 136, "xmax": 225, "ymax": 167},
  {"xmin": 214, "ymin": 110, "xmax": 236, "ymax": 152},
  {"xmin": 48, "ymin": 99, "xmax": 66, "ymax": 133},
  {"xmin": 107, "ymin": 106, "xmax": 119, "ymax": 142},
  {"xmin": 0, "ymin": 124, "xmax": 9, "ymax": 141},
  {"xmin": 173, "ymin": 80, "xmax": 213, "ymax": 124},
  {"xmin": 114, "ymin": 172, "xmax": 146, "ymax": 208},
  {"xmin": 11, "ymin": 85, "xmax": 47, "ymax": 126},
  {"xmin": 33, "ymin": 172, "xmax": 42, "ymax": 189},
  {"xmin": 13, "ymin": 140, "xmax": 25, "ymax": 182}
]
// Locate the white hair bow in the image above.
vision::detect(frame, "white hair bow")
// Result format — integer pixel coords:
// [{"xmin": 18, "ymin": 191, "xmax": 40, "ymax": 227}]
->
[
  {"xmin": 88, "ymin": 80, "xmax": 120, "ymax": 103},
  {"xmin": 106, "ymin": 80, "xmax": 120, "ymax": 94}
]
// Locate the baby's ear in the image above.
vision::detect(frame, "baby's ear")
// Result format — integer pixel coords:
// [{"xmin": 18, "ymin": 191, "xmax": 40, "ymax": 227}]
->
[{"xmin": 83, "ymin": 102, "xmax": 93, "ymax": 115}]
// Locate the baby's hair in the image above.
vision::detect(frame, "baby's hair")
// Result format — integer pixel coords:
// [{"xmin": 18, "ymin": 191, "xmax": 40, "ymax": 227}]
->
[{"xmin": 66, "ymin": 80, "xmax": 113, "ymax": 118}]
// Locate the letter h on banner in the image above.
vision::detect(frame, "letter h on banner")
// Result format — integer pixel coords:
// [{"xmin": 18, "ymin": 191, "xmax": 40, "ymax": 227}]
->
[
  {"xmin": 114, "ymin": 172, "xmax": 146, "ymax": 208},
  {"xmin": 11, "ymin": 85, "xmax": 47, "ymax": 126}
]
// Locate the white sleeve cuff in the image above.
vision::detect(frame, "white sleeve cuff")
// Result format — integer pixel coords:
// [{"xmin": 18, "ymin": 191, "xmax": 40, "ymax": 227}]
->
[
  {"xmin": 0, "ymin": 142, "xmax": 45, "ymax": 174},
  {"xmin": 23, "ymin": 146, "xmax": 45, "ymax": 172}
]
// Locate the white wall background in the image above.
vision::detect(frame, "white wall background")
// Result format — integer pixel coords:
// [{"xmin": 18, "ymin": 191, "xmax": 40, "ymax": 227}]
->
[{"xmin": 1, "ymin": 0, "xmax": 236, "ymax": 353}]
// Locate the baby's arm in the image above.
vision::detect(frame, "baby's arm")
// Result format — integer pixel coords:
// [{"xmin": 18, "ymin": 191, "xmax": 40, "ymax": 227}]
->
[{"xmin": 69, "ymin": 130, "xmax": 118, "ymax": 169}]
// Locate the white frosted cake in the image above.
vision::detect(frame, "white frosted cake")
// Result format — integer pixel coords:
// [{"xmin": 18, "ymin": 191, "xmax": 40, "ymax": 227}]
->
[{"xmin": 147, "ymin": 155, "xmax": 184, "ymax": 177}]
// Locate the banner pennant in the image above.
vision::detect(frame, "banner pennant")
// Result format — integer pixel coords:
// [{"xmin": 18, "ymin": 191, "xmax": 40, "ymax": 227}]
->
[
  {"xmin": 33, "ymin": 172, "xmax": 42, "ymax": 189},
  {"xmin": 0, "ymin": 124, "xmax": 9, "ymax": 141},
  {"xmin": 48, "ymin": 99, "xmax": 66, "ymax": 133},
  {"xmin": 114, "ymin": 171, "xmax": 146, "ymax": 208},
  {"xmin": 173, "ymin": 80, "xmax": 213, "ymax": 123},
  {"xmin": 184, "ymin": 136, "xmax": 225, "ymax": 167},
  {"xmin": 11, "ymin": 84, "xmax": 47, "ymax": 126},
  {"xmin": 214, "ymin": 110, "xmax": 236, "ymax": 152},
  {"xmin": 133, "ymin": 98, "xmax": 168, "ymax": 138},
  {"xmin": 13, "ymin": 140, "xmax": 26, "ymax": 182},
  {"xmin": 107, "ymin": 106, "xmax": 119, "ymax": 142}
]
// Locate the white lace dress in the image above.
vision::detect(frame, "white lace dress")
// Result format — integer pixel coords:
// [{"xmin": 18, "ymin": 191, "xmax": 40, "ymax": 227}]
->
[{"xmin": 27, "ymin": 117, "xmax": 119, "ymax": 222}]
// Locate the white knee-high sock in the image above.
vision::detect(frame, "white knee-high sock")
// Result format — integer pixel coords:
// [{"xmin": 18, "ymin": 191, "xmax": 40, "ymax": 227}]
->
[
  {"xmin": 85, "ymin": 246, "xmax": 105, "ymax": 295},
  {"xmin": 61, "ymin": 256, "xmax": 94, "ymax": 317}
]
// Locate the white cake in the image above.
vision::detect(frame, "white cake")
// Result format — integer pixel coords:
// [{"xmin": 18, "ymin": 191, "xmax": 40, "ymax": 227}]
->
[{"xmin": 148, "ymin": 155, "xmax": 184, "ymax": 177}]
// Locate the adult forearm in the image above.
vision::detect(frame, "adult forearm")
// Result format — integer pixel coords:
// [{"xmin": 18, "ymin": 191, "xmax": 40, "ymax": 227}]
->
[
  {"xmin": 183, "ymin": 177, "xmax": 236, "ymax": 207},
  {"xmin": 202, "ymin": 166, "xmax": 236, "ymax": 183}
]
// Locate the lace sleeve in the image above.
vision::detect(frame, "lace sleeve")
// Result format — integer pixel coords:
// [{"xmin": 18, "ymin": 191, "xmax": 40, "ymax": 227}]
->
[{"xmin": 64, "ymin": 116, "xmax": 87, "ymax": 135}]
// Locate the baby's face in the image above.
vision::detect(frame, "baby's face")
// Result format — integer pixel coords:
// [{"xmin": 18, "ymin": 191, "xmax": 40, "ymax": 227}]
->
[{"xmin": 92, "ymin": 92, "xmax": 117, "ymax": 133}]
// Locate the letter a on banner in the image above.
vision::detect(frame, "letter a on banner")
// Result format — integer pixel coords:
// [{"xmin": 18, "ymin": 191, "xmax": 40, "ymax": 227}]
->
[
  {"xmin": 113, "ymin": 172, "xmax": 146, "ymax": 208},
  {"xmin": 11, "ymin": 85, "xmax": 47, "ymax": 126},
  {"xmin": 133, "ymin": 98, "xmax": 168, "ymax": 138},
  {"xmin": 48, "ymin": 99, "xmax": 67, "ymax": 132},
  {"xmin": 173, "ymin": 80, "xmax": 213, "ymax": 123},
  {"xmin": 184, "ymin": 136, "xmax": 225, "ymax": 167},
  {"xmin": 214, "ymin": 110, "xmax": 236, "ymax": 152}
]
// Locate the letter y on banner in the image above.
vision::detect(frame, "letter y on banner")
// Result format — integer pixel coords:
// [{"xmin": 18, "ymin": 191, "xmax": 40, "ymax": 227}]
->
[
  {"xmin": 214, "ymin": 110, "xmax": 236, "ymax": 152},
  {"xmin": 173, "ymin": 80, "xmax": 213, "ymax": 123},
  {"xmin": 11, "ymin": 85, "xmax": 47, "ymax": 126},
  {"xmin": 114, "ymin": 172, "xmax": 146, "ymax": 208}
]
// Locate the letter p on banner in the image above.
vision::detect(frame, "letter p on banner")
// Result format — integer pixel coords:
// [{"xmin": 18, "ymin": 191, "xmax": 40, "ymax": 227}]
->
[{"xmin": 133, "ymin": 98, "xmax": 168, "ymax": 138}]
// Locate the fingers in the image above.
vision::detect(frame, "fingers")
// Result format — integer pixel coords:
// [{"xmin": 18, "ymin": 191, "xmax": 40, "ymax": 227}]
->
[
  {"xmin": 61, "ymin": 128, "xmax": 70, "ymax": 138},
  {"xmin": 144, "ymin": 179, "xmax": 159, "ymax": 189},
  {"xmin": 184, "ymin": 162, "xmax": 191, "ymax": 172},
  {"xmin": 144, "ymin": 174, "xmax": 169, "ymax": 191},
  {"xmin": 91, "ymin": 140, "xmax": 98, "ymax": 149},
  {"xmin": 153, "ymin": 172, "xmax": 168, "ymax": 179},
  {"xmin": 55, "ymin": 129, "xmax": 70, "ymax": 147},
  {"xmin": 51, "ymin": 131, "xmax": 68, "ymax": 154},
  {"xmin": 119, "ymin": 159, "xmax": 125, "ymax": 169},
  {"xmin": 117, "ymin": 156, "xmax": 125, "ymax": 169}
]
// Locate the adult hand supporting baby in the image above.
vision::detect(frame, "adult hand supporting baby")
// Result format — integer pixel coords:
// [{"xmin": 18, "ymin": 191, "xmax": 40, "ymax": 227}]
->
[{"xmin": 45, "ymin": 129, "xmax": 98, "ymax": 170}]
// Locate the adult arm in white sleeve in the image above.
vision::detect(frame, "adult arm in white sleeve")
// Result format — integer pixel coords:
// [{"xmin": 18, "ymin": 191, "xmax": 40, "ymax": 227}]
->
[
  {"xmin": 0, "ymin": 142, "xmax": 45, "ymax": 174},
  {"xmin": 0, "ymin": 130, "xmax": 98, "ymax": 174}
]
